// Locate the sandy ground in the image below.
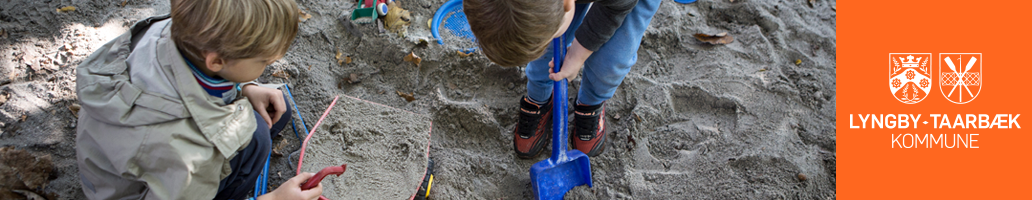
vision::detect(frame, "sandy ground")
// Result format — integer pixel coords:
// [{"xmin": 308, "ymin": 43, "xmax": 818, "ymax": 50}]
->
[{"xmin": 0, "ymin": 0, "xmax": 836, "ymax": 199}]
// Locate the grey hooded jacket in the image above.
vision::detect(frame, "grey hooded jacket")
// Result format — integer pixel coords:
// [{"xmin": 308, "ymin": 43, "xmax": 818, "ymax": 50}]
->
[{"xmin": 75, "ymin": 15, "xmax": 257, "ymax": 200}]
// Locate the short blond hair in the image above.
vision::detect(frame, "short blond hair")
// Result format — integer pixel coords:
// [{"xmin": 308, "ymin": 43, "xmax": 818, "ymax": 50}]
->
[{"xmin": 171, "ymin": 0, "xmax": 299, "ymax": 60}]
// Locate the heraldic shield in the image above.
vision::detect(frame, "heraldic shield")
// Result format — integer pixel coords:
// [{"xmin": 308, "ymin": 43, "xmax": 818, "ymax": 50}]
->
[
  {"xmin": 938, "ymin": 53, "xmax": 982, "ymax": 104},
  {"xmin": 889, "ymin": 53, "xmax": 932, "ymax": 104}
]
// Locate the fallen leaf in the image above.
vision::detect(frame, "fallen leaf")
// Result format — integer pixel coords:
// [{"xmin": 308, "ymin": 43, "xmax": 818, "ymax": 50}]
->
[
  {"xmin": 758, "ymin": 68, "xmax": 768, "ymax": 72},
  {"xmin": 299, "ymin": 9, "xmax": 312, "ymax": 22},
  {"xmin": 336, "ymin": 50, "xmax": 344, "ymax": 65},
  {"xmin": 68, "ymin": 104, "xmax": 81, "ymax": 117},
  {"xmin": 345, "ymin": 56, "xmax": 352, "ymax": 64},
  {"xmin": 272, "ymin": 70, "xmax": 290, "ymax": 79},
  {"xmin": 1, "ymin": 147, "xmax": 54, "ymax": 190},
  {"xmin": 404, "ymin": 52, "xmax": 421, "ymax": 67},
  {"xmin": 797, "ymin": 173, "xmax": 808, "ymax": 181},
  {"xmin": 20, "ymin": 115, "xmax": 27, "ymax": 122},
  {"xmin": 121, "ymin": 0, "xmax": 129, "ymax": 7},
  {"xmin": 415, "ymin": 39, "xmax": 429, "ymax": 48},
  {"xmin": 57, "ymin": 6, "xmax": 76, "ymax": 13},
  {"xmin": 694, "ymin": 32, "xmax": 734, "ymax": 45},
  {"xmin": 271, "ymin": 139, "xmax": 290, "ymax": 157},
  {"xmin": 396, "ymin": 91, "xmax": 415, "ymax": 102},
  {"xmin": 308, "ymin": 65, "xmax": 312, "ymax": 70},
  {"xmin": 348, "ymin": 73, "xmax": 360, "ymax": 83},
  {"xmin": 456, "ymin": 50, "xmax": 473, "ymax": 58},
  {"xmin": 384, "ymin": 2, "xmax": 412, "ymax": 35},
  {"xmin": 795, "ymin": 59, "xmax": 802, "ymax": 65}
]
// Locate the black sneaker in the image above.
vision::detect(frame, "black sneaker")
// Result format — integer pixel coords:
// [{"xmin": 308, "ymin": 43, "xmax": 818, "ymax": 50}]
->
[
  {"xmin": 513, "ymin": 96, "xmax": 552, "ymax": 159},
  {"xmin": 571, "ymin": 101, "xmax": 607, "ymax": 157}
]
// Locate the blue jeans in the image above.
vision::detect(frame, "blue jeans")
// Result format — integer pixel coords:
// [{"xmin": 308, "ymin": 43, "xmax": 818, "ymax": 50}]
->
[{"xmin": 525, "ymin": 0, "xmax": 662, "ymax": 105}]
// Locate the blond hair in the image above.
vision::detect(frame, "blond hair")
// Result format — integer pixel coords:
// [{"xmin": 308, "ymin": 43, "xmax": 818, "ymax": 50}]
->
[
  {"xmin": 464, "ymin": 0, "xmax": 564, "ymax": 67},
  {"xmin": 171, "ymin": 0, "xmax": 299, "ymax": 60}
]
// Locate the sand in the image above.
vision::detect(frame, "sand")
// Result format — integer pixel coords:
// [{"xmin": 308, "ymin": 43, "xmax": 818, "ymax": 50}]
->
[
  {"xmin": 298, "ymin": 95, "xmax": 431, "ymax": 199},
  {"xmin": 0, "ymin": 0, "xmax": 836, "ymax": 199}
]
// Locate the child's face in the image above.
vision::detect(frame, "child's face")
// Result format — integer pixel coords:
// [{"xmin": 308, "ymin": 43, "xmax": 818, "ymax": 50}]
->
[
  {"xmin": 551, "ymin": 0, "xmax": 578, "ymax": 39},
  {"xmin": 215, "ymin": 55, "xmax": 280, "ymax": 83}
]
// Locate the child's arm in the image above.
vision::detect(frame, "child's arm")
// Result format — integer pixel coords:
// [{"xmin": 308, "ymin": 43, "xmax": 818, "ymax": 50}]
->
[
  {"xmin": 549, "ymin": 38, "xmax": 593, "ymax": 81},
  {"xmin": 241, "ymin": 84, "xmax": 287, "ymax": 127},
  {"xmin": 258, "ymin": 172, "xmax": 324, "ymax": 200},
  {"xmin": 575, "ymin": 0, "xmax": 638, "ymax": 52}
]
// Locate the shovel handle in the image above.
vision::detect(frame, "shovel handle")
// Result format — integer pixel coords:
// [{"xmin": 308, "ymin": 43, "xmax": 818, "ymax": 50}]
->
[
  {"xmin": 551, "ymin": 35, "xmax": 569, "ymax": 161},
  {"xmin": 301, "ymin": 164, "xmax": 347, "ymax": 190}
]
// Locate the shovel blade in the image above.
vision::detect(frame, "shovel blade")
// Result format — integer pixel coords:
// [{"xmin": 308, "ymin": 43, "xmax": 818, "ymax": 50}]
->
[{"xmin": 529, "ymin": 150, "xmax": 593, "ymax": 200}]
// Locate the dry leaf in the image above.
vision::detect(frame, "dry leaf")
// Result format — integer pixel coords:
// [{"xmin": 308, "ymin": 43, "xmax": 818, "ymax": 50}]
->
[
  {"xmin": 57, "ymin": 6, "xmax": 76, "ymax": 13},
  {"xmin": 121, "ymin": 0, "xmax": 129, "ymax": 7},
  {"xmin": 271, "ymin": 139, "xmax": 290, "ymax": 157},
  {"xmin": 68, "ymin": 104, "xmax": 81, "ymax": 117},
  {"xmin": 299, "ymin": 9, "xmax": 312, "ymax": 22},
  {"xmin": 272, "ymin": 70, "xmax": 290, "ymax": 79},
  {"xmin": 336, "ymin": 50, "xmax": 344, "ymax": 65},
  {"xmin": 396, "ymin": 91, "xmax": 415, "ymax": 102},
  {"xmin": 404, "ymin": 52, "xmax": 421, "ymax": 67},
  {"xmin": 384, "ymin": 2, "xmax": 412, "ymax": 35},
  {"xmin": 693, "ymin": 32, "xmax": 734, "ymax": 45},
  {"xmin": 345, "ymin": 56, "xmax": 352, "ymax": 64},
  {"xmin": 797, "ymin": 173, "xmax": 808, "ymax": 181},
  {"xmin": 457, "ymin": 50, "xmax": 473, "ymax": 58},
  {"xmin": 20, "ymin": 115, "xmax": 27, "ymax": 122},
  {"xmin": 415, "ymin": 39, "xmax": 429, "ymax": 48},
  {"xmin": 795, "ymin": 59, "xmax": 802, "ymax": 65},
  {"xmin": 343, "ymin": 73, "xmax": 361, "ymax": 84}
]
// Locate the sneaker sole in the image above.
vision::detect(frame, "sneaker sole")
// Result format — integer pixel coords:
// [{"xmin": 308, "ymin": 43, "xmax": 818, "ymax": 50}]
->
[{"xmin": 515, "ymin": 129, "xmax": 550, "ymax": 159}]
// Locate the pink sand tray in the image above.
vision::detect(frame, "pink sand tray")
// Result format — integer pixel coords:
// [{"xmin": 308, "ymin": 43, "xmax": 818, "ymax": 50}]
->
[{"xmin": 296, "ymin": 95, "xmax": 432, "ymax": 200}]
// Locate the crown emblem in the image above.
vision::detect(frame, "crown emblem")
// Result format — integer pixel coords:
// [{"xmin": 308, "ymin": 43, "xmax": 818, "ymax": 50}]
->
[
  {"xmin": 900, "ymin": 55, "xmax": 921, "ymax": 67},
  {"xmin": 889, "ymin": 53, "xmax": 932, "ymax": 104}
]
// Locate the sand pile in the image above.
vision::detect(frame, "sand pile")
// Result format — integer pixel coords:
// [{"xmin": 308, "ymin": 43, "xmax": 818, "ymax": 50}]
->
[
  {"xmin": 0, "ymin": 0, "xmax": 836, "ymax": 199},
  {"xmin": 297, "ymin": 95, "xmax": 431, "ymax": 199}
]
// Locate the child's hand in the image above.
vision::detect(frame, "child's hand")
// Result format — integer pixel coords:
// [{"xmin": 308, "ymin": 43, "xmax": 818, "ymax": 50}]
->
[
  {"xmin": 241, "ymin": 84, "xmax": 287, "ymax": 127},
  {"xmin": 548, "ymin": 38, "xmax": 594, "ymax": 81},
  {"xmin": 257, "ymin": 172, "xmax": 324, "ymax": 200}
]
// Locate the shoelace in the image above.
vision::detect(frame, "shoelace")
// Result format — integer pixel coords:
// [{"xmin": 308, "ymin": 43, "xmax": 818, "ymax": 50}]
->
[
  {"xmin": 517, "ymin": 109, "xmax": 542, "ymax": 138},
  {"xmin": 574, "ymin": 111, "xmax": 599, "ymax": 140}
]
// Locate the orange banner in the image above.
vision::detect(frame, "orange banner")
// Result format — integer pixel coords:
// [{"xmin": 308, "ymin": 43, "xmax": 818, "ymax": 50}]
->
[{"xmin": 838, "ymin": 0, "xmax": 1031, "ymax": 198}]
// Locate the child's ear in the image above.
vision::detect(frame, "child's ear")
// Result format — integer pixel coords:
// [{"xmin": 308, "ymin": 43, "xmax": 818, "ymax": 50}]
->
[
  {"xmin": 564, "ymin": 0, "xmax": 575, "ymax": 12},
  {"xmin": 204, "ymin": 52, "xmax": 225, "ymax": 73}
]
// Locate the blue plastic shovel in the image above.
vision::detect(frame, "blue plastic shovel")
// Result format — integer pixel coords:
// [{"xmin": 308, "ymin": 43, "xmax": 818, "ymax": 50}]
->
[{"xmin": 529, "ymin": 35, "xmax": 593, "ymax": 200}]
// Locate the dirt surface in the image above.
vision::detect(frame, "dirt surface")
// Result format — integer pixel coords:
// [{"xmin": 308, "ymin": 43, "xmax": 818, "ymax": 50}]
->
[
  {"xmin": 298, "ymin": 96, "xmax": 431, "ymax": 199},
  {"xmin": 0, "ymin": 0, "xmax": 836, "ymax": 199}
]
